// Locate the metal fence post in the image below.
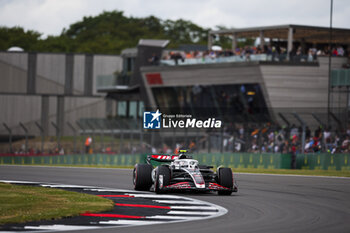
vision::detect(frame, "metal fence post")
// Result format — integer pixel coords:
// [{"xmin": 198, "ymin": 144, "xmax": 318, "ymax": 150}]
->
[
  {"xmin": 311, "ymin": 113, "xmax": 326, "ymax": 151},
  {"xmin": 278, "ymin": 112, "xmax": 290, "ymax": 128},
  {"xmin": 292, "ymin": 113, "xmax": 306, "ymax": 154},
  {"xmin": 107, "ymin": 120, "xmax": 115, "ymax": 153},
  {"xmin": 208, "ymin": 133, "xmax": 211, "ymax": 153},
  {"xmin": 195, "ymin": 129, "xmax": 199, "ymax": 154},
  {"xmin": 120, "ymin": 128, "xmax": 124, "ymax": 153},
  {"xmin": 86, "ymin": 121, "xmax": 95, "ymax": 152},
  {"xmin": 258, "ymin": 123, "xmax": 263, "ymax": 154},
  {"xmin": 34, "ymin": 122, "xmax": 45, "ymax": 154},
  {"xmin": 232, "ymin": 134, "xmax": 236, "ymax": 153},
  {"xmin": 130, "ymin": 128, "xmax": 134, "ymax": 154},
  {"xmin": 67, "ymin": 122, "xmax": 77, "ymax": 153},
  {"xmin": 101, "ymin": 127, "xmax": 105, "ymax": 152},
  {"xmin": 19, "ymin": 122, "xmax": 28, "ymax": 153},
  {"xmin": 76, "ymin": 121, "xmax": 85, "ymax": 153},
  {"xmin": 51, "ymin": 121, "xmax": 60, "ymax": 150},
  {"xmin": 220, "ymin": 127, "xmax": 224, "ymax": 153},
  {"xmin": 151, "ymin": 131, "xmax": 155, "ymax": 151},
  {"xmin": 139, "ymin": 121, "xmax": 143, "ymax": 153},
  {"xmin": 96, "ymin": 120, "xmax": 105, "ymax": 152},
  {"xmin": 3, "ymin": 123, "xmax": 13, "ymax": 153},
  {"xmin": 172, "ymin": 128, "xmax": 176, "ymax": 152}
]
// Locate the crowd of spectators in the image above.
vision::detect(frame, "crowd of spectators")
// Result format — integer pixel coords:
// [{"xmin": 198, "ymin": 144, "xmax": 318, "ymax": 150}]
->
[
  {"xmin": 145, "ymin": 123, "xmax": 350, "ymax": 155},
  {"xmin": 212, "ymin": 123, "xmax": 350, "ymax": 154},
  {"xmin": 162, "ymin": 44, "xmax": 349, "ymax": 64},
  {"xmin": 2, "ymin": 124, "xmax": 350, "ymax": 155}
]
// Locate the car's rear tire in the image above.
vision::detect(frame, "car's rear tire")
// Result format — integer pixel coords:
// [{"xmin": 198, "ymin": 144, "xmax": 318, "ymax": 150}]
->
[
  {"xmin": 133, "ymin": 164, "xmax": 153, "ymax": 191},
  {"xmin": 217, "ymin": 167, "xmax": 233, "ymax": 195},
  {"xmin": 155, "ymin": 165, "xmax": 171, "ymax": 194}
]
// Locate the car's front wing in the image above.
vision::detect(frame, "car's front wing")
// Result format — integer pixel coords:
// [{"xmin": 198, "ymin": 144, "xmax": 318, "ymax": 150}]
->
[{"xmin": 162, "ymin": 181, "xmax": 237, "ymax": 192}]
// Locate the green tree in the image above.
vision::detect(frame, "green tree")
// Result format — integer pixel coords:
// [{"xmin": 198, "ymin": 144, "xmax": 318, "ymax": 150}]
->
[
  {"xmin": 0, "ymin": 10, "xmax": 212, "ymax": 54},
  {"xmin": 0, "ymin": 27, "xmax": 41, "ymax": 51}
]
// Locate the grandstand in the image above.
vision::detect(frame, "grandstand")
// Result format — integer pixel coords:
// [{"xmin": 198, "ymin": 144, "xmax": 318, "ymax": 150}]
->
[{"xmin": 0, "ymin": 24, "xmax": 349, "ymax": 154}]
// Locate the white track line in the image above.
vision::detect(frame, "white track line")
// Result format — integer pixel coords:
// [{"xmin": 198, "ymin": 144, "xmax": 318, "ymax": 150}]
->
[
  {"xmin": 146, "ymin": 215, "xmax": 199, "ymax": 220},
  {"xmin": 153, "ymin": 200, "xmax": 200, "ymax": 204},
  {"xmin": 41, "ymin": 184, "xmax": 97, "ymax": 189},
  {"xmin": 99, "ymin": 220, "xmax": 164, "ymax": 225},
  {"xmin": 170, "ymin": 206, "xmax": 217, "ymax": 211},
  {"xmin": 86, "ymin": 188, "xmax": 147, "ymax": 193},
  {"xmin": 127, "ymin": 194, "xmax": 186, "ymax": 199},
  {"xmin": 236, "ymin": 172, "xmax": 350, "ymax": 179},
  {"xmin": 167, "ymin": 211, "xmax": 214, "ymax": 215},
  {"xmin": 24, "ymin": 225, "xmax": 100, "ymax": 231},
  {"xmin": 0, "ymin": 180, "xmax": 42, "ymax": 184}
]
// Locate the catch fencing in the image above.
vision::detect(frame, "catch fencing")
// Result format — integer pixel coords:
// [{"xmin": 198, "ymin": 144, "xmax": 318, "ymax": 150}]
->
[{"xmin": 0, "ymin": 153, "xmax": 349, "ymax": 171}]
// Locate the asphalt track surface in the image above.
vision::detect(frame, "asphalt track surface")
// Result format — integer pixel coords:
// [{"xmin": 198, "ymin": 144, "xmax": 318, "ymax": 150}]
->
[{"xmin": 1, "ymin": 165, "xmax": 349, "ymax": 233}]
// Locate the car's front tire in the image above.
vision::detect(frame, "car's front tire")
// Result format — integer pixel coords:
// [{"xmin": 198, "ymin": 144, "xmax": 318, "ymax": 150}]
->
[
  {"xmin": 217, "ymin": 167, "xmax": 233, "ymax": 195},
  {"xmin": 133, "ymin": 163, "xmax": 153, "ymax": 191},
  {"xmin": 155, "ymin": 165, "xmax": 171, "ymax": 194}
]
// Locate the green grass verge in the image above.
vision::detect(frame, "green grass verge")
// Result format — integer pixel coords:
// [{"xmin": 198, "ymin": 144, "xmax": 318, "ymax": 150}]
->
[{"xmin": 0, "ymin": 183, "xmax": 114, "ymax": 225}]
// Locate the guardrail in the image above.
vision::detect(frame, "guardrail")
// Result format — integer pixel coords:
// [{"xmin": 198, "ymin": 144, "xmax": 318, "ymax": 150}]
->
[{"xmin": 1, "ymin": 153, "xmax": 348, "ymax": 171}]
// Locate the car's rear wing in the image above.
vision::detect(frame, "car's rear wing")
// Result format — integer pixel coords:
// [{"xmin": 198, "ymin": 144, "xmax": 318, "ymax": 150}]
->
[{"xmin": 146, "ymin": 154, "xmax": 179, "ymax": 164}]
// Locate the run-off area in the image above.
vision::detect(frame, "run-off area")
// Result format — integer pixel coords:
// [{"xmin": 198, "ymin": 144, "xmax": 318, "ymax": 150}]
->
[{"xmin": 0, "ymin": 181, "xmax": 227, "ymax": 232}]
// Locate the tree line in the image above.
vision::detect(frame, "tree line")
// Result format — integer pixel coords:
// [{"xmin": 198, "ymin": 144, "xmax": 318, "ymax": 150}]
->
[{"xmin": 0, "ymin": 10, "xmax": 253, "ymax": 54}]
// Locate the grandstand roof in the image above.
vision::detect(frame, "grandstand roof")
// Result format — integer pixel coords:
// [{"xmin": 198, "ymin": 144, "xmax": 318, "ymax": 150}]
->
[{"xmin": 209, "ymin": 24, "xmax": 350, "ymax": 44}]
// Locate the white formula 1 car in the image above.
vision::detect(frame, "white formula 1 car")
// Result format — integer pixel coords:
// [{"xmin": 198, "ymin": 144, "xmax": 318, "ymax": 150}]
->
[{"xmin": 133, "ymin": 150, "xmax": 238, "ymax": 195}]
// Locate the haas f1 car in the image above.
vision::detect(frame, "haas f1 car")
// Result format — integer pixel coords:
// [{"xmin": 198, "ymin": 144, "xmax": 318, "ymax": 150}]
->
[{"xmin": 133, "ymin": 151, "xmax": 238, "ymax": 195}]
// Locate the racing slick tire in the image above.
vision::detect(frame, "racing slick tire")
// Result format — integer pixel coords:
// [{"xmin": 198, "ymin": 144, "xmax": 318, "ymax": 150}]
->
[
  {"xmin": 217, "ymin": 167, "xmax": 233, "ymax": 195},
  {"xmin": 133, "ymin": 163, "xmax": 153, "ymax": 191},
  {"xmin": 155, "ymin": 165, "xmax": 171, "ymax": 194}
]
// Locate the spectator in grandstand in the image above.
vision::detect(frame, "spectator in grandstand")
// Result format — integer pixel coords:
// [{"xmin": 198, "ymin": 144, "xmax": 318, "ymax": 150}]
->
[
  {"xmin": 317, "ymin": 49, "xmax": 325, "ymax": 56},
  {"xmin": 291, "ymin": 135, "xmax": 298, "ymax": 169},
  {"xmin": 290, "ymin": 124, "xmax": 299, "ymax": 138},
  {"xmin": 314, "ymin": 125, "xmax": 323, "ymax": 139},
  {"xmin": 305, "ymin": 126, "xmax": 311, "ymax": 138},
  {"xmin": 341, "ymin": 135, "xmax": 350, "ymax": 152},
  {"xmin": 85, "ymin": 136, "xmax": 92, "ymax": 154},
  {"xmin": 337, "ymin": 46, "xmax": 345, "ymax": 56},
  {"xmin": 244, "ymin": 46, "xmax": 252, "ymax": 61},
  {"xmin": 148, "ymin": 53, "xmax": 159, "ymax": 65},
  {"xmin": 323, "ymin": 127, "xmax": 332, "ymax": 151},
  {"xmin": 332, "ymin": 47, "xmax": 338, "ymax": 56},
  {"xmin": 59, "ymin": 147, "xmax": 64, "ymax": 155},
  {"xmin": 170, "ymin": 51, "xmax": 184, "ymax": 65}
]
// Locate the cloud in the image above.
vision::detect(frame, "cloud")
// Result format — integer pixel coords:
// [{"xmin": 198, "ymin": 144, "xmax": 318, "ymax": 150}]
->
[{"xmin": 0, "ymin": 0, "xmax": 349, "ymax": 37}]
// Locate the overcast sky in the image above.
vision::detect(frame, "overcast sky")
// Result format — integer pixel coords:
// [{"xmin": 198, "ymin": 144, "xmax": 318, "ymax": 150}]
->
[{"xmin": 0, "ymin": 0, "xmax": 349, "ymax": 37}]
